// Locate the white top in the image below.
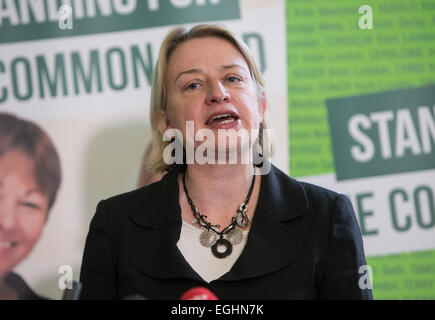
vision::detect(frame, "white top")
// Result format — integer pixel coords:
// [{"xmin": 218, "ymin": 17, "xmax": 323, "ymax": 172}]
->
[{"xmin": 176, "ymin": 220, "xmax": 250, "ymax": 283}]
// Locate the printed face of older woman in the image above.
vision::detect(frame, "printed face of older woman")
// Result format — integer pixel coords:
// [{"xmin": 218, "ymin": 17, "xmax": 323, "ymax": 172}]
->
[
  {"xmin": 0, "ymin": 149, "xmax": 49, "ymax": 279},
  {"xmin": 163, "ymin": 37, "xmax": 265, "ymax": 157}
]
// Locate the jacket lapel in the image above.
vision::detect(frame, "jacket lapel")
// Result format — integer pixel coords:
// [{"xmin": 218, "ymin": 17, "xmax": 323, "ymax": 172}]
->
[
  {"xmin": 129, "ymin": 165, "xmax": 203, "ymax": 280},
  {"xmin": 219, "ymin": 163, "xmax": 309, "ymax": 281},
  {"xmin": 129, "ymin": 224, "xmax": 203, "ymax": 281},
  {"xmin": 129, "ymin": 163, "xmax": 309, "ymax": 282}
]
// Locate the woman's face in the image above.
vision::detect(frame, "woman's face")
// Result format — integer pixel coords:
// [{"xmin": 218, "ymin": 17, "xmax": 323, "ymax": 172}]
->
[
  {"xmin": 163, "ymin": 37, "xmax": 265, "ymax": 157},
  {"xmin": 0, "ymin": 149, "xmax": 48, "ymax": 279}
]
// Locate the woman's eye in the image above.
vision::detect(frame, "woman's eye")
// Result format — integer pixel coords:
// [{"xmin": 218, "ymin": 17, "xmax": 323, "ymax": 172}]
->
[
  {"xmin": 227, "ymin": 76, "xmax": 242, "ymax": 83},
  {"xmin": 185, "ymin": 82, "xmax": 200, "ymax": 90},
  {"xmin": 20, "ymin": 201, "xmax": 41, "ymax": 210}
]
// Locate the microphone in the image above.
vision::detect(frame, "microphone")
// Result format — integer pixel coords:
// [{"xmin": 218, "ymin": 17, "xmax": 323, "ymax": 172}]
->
[
  {"xmin": 180, "ymin": 287, "xmax": 219, "ymax": 300},
  {"xmin": 122, "ymin": 294, "xmax": 147, "ymax": 300},
  {"xmin": 61, "ymin": 281, "xmax": 82, "ymax": 300}
]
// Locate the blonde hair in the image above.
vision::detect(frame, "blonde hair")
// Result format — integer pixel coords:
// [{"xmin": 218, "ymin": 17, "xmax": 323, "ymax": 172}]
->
[{"xmin": 147, "ymin": 24, "xmax": 273, "ymax": 173}]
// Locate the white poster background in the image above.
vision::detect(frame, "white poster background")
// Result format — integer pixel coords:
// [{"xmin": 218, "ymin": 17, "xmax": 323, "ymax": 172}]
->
[
  {"xmin": 300, "ymin": 170, "xmax": 435, "ymax": 257},
  {"xmin": 0, "ymin": 0, "xmax": 288, "ymax": 299}
]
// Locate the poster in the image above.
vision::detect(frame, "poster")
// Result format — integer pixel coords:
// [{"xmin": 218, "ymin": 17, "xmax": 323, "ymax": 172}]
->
[
  {"xmin": 1, "ymin": 0, "xmax": 434, "ymax": 300},
  {"xmin": 286, "ymin": 0, "xmax": 435, "ymax": 299},
  {"xmin": 0, "ymin": 0, "xmax": 288, "ymax": 299}
]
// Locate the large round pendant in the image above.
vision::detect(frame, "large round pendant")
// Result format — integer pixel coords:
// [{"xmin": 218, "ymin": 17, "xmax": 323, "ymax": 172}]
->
[
  {"xmin": 199, "ymin": 229, "xmax": 217, "ymax": 248},
  {"xmin": 211, "ymin": 238, "xmax": 232, "ymax": 258},
  {"xmin": 227, "ymin": 228, "xmax": 243, "ymax": 245}
]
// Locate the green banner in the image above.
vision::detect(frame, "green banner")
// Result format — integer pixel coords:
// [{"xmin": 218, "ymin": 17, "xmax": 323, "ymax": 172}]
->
[
  {"xmin": 286, "ymin": 0, "xmax": 435, "ymax": 178},
  {"xmin": 286, "ymin": 0, "xmax": 435, "ymax": 300},
  {"xmin": 0, "ymin": 0, "xmax": 240, "ymax": 44},
  {"xmin": 327, "ymin": 86, "xmax": 435, "ymax": 180}
]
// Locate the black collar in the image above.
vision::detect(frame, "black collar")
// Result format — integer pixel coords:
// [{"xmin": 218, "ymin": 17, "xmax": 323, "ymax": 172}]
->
[{"xmin": 129, "ymin": 163, "xmax": 309, "ymax": 282}]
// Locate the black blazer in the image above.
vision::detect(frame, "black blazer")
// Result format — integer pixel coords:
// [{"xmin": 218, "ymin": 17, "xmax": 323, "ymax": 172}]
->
[
  {"xmin": 79, "ymin": 164, "xmax": 372, "ymax": 300},
  {"xmin": 4, "ymin": 272, "xmax": 46, "ymax": 300}
]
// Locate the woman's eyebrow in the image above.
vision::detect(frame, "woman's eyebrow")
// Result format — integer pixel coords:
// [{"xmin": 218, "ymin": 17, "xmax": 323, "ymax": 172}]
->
[
  {"xmin": 23, "ymin": 189, "xmax": 44, "ymax": 197},
  {"xmin": 221, "ymin": 64, "xmax": 246, "ymax": 71},
  {"xmin": 175, "ymin": 68, "xmax": 203, "ymax": 82},
  {"xmin": 175, "ymin": 64, "xmax": 248, "ymax": 82}
]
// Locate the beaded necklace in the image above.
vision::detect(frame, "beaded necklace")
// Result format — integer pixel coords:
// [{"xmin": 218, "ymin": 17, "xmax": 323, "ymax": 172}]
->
[{"xmin": 182, "ymin": 167, "xmax": 255, "ymax": 258}]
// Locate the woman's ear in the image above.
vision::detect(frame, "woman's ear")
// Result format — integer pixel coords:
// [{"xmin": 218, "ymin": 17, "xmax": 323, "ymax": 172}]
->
[
  {"xmin": 156, "ymin": 110, "xmax": 170, "ymax": 136},
  {"xmin": 258, "ymin": 93, "xmax": 267, "ymax": 122}
]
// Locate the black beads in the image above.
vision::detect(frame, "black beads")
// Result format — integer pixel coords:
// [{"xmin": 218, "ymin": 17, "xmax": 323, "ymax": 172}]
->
[
  {"xmin": 211, "ymin": 238, "xmax": 232, "ymax": 258},
  {"xmin": 182, "ymin": 166, "xmax": 255, "ymax": 259}
]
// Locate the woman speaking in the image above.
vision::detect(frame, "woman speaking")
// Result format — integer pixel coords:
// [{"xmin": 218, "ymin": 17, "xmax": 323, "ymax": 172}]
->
[{"xmin": 79, "ymin": 24, "xmax": 372, "ymax": 300}]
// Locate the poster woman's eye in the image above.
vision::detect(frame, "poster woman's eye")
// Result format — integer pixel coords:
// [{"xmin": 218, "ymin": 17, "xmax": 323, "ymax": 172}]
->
[{"xmin": 19, "ymin": 201, "xmax": 41, "ymax": 210}]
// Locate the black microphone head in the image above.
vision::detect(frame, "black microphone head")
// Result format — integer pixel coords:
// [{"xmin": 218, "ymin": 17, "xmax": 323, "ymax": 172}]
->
[
  {"xmin": 122, "ymin": 294, "xmax": 147, "ymax": 300},
  {"xmin": 61, "ymin": 281, "xmax": 82, "ymax": 300}
]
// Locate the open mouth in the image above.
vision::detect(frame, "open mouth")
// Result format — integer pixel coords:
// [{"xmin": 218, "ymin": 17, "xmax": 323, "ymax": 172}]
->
[
  {"xmin": 0, "ymin": 241, "xmax": 18, "ymax": 249},
  {"xmin": 205, "ymin": 112, "xmax": 240, "ymax": 125}
]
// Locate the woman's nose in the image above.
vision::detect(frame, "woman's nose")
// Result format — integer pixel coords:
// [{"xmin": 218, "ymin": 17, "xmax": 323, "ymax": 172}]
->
[
  {"xmin": 0, "ymin": 200, "xmax": 18, "ymax": 233},
  {"xmin": 206, "ymin": 80, "xmax": 231, "ymax": 105}
]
